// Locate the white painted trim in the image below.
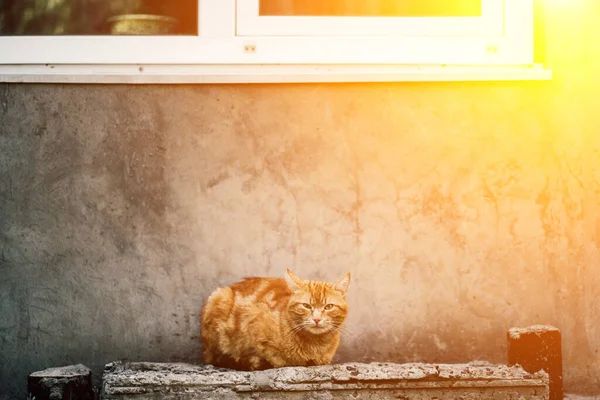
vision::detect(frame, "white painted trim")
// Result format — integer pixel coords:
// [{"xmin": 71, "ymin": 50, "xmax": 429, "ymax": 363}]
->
[
  {"xmin": 237, "ymin": 0, "xmax": 503, "ymax": 37},
  {"xmin": 0, "ymin": 34, "xmax": 532, "ymax": 65},
  {"xmin": 0, "ymin": 64, "xmax": 552, "ymax": 84}
]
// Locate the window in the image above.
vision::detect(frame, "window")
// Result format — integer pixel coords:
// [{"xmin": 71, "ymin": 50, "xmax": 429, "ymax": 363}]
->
[
  {"xmin": 0, "ymin": 0, "xmax": 197, "ymax": 35},
  {"xmin": 0, "ymin": 0, "xmax": 550, "ymax": 83},
  {"xmin": 260, "ymin": 0, "xmax": 484, "ymax": 16},
  {"xmin": 241, "ymin": 0, "xmax": 502, "ymax": 37}
]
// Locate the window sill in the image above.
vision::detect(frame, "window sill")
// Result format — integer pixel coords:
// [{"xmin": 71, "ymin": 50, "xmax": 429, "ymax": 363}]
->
[{"xmin": 0, "ymin": 64, "xmax": 551, "ymax": 84}]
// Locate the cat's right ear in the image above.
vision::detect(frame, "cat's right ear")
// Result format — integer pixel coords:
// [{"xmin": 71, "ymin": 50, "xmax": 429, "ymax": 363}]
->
[
  {"xmin": 333, "ymin": 272, "xmax": 351, "ymax": 296},
  {"xmin": 285, "ymin": 268, "xmax": 303, "ymax": 290}
]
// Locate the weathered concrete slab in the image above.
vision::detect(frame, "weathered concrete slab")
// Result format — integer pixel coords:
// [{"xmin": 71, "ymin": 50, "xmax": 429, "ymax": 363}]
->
[
  {"xmin": 101, "ymin": 361, "xmax": 549, "ymax": 399},
  {"xmin": 28, "ymin": 364, "xmax": 94, "ymax": 400}
]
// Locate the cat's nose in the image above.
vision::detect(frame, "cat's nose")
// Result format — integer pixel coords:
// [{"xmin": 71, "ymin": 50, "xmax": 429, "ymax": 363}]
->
[{"xmin": 313, "ymin": 318, "xmax": 321, "ymax": 326}]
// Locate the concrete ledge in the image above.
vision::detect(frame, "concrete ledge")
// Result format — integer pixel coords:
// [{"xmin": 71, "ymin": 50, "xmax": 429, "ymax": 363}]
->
[{"xmin": 101, "ymin": 361, "xmax": 549, "ymax": 399}]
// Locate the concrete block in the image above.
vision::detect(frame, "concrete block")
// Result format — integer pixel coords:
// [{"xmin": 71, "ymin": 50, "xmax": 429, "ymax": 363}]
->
[
  {"xmin": 508, "ymin": 325, "xmax": 563, "ymax": 400},
  {"xmin": 101, "ymin": 361, "xmax": 549, "ymax": 399},
  {"xmin": 28, "ymin": 364, "xmax": 94, "ymax": 400}
]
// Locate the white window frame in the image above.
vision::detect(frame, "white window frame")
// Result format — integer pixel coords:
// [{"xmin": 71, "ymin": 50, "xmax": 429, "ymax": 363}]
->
[{"xmin": 0, "ymin": 0, "xmax": 551, "ymax": 84}]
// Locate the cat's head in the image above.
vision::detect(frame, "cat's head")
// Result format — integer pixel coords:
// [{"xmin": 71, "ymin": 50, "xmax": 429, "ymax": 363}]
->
[{"xmin": 285, "ymin": 269, "xmax": 350, "ymax": 335}]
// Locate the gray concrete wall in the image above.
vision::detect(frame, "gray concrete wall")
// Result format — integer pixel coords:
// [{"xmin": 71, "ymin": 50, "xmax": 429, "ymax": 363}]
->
[{"xmin": 2, "ymin": 1, "xmax": 600, "ymax": 398}]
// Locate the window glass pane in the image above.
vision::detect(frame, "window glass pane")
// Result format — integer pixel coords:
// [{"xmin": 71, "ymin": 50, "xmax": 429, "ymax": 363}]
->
[
  {"xmin": 0, "ymin": 0, "xmax": 197, "ymax": 35},
  {"xmin": 260, "ymin": 0, "xmax": 482, "ymax": 17}
]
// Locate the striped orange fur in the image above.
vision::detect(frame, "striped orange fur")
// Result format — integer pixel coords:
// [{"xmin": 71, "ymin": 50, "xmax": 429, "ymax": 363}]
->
[{"xmin": 201, "ymin": 269, "xmax": 351, "ymax": 370}]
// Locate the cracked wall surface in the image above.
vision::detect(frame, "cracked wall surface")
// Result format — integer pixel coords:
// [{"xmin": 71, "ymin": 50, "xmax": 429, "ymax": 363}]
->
[{"xmin": 2, "ymin": 1, "xmax": 600, "ymax": 399}]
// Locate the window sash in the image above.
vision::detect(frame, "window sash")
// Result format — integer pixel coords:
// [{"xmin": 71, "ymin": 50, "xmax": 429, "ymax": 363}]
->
[
  {"xmin": 0, "ymin": 0, "xmax": 533, "ymax": 66},
  {"xmin": 236, "ymin": 0, "xmax": 504, "ymax": 37}
]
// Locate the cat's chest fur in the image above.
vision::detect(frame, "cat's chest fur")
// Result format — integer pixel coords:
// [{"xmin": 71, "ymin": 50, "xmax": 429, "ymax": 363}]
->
[{"xmin": 256, "ymin": 326, "xmax": 339, "ymax": 364}]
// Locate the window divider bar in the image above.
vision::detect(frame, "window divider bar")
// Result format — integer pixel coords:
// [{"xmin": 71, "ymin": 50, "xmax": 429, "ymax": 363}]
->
[{"xmin": 199, "ymin": 0, "xmax": 236, "ymax": 37}]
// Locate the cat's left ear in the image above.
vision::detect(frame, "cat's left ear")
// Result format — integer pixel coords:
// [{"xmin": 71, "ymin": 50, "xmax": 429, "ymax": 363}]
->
[
  {"xmin": 286, "ymin": 268, "xmax": 304, "ymax": 289},
  {"xmin": 333, "ymin": 273, "xmax": 351, "ymax": 296}
]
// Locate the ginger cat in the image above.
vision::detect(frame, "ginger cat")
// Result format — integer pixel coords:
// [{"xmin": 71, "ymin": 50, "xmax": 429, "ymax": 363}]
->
[{"xmin": 201, "ymin": 269, "xmax": 351, "ymax": 370}]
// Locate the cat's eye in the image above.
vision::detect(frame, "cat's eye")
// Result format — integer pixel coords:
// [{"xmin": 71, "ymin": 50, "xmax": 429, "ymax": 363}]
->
[
  {"xmin": 301, "ymin": 303, "xmax": 312, "ymax": 309},
  {"xmin": 324, "ymin": 304, "xmax": 335, "ymax": 311}
]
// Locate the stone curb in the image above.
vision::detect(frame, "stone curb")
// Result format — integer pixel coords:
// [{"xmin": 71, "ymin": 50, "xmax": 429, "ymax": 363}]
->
[{"xmin": 100, "ymin": 361, "xmax": 549, "ymax": 399}]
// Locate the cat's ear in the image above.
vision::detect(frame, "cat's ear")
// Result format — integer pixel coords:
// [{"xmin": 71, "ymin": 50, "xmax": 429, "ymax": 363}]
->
[
  {"xmin": 333, "ymin": 273, "xmax": 351, "ymax": 296},
  {"xmin": 285, "ymin": 269, "xmax": 304, "ymax": 289}
]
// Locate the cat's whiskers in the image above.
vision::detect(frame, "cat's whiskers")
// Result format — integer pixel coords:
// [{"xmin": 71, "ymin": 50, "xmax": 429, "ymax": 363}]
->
[
  {"xmin": 330, "ymin": 324, "xmax": 358, "ymax": 340},
  {"xmin": 288, "ymin": 320, "xmax": 336, "ymax": 337},
  {"xmin": 288, "ymin": 321, "xmax": 312, "ymax": 335}
]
